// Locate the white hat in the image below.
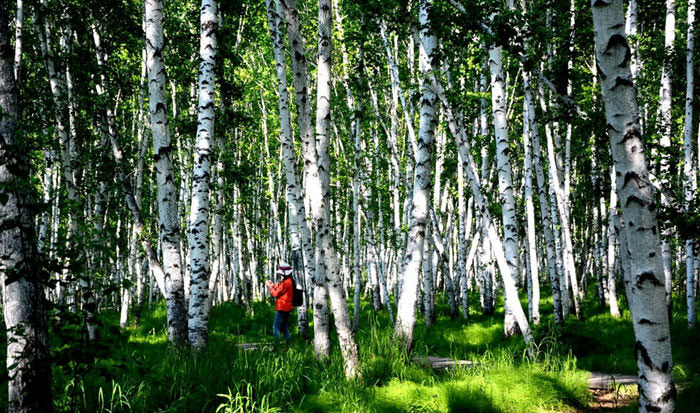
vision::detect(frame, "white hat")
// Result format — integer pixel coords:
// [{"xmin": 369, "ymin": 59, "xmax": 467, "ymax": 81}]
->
[{"xmin": 278, "ymin": 262, "xmax": 292, "ymax": 276}]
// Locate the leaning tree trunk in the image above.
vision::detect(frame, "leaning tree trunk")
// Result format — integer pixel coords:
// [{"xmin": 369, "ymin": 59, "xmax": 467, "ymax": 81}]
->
[
  {"xmin": 488, "ymin": 35, "xmax": 522, "ymax": 336},
  {"xmin": 89, "ymin": 18, "xmax": 168, "ymax": 299},
  {"xmin": 394, "ymin": 0, "xmax": 439, "ymax": 352},
  {"xmin": 144, "ymin": 0, "xmax": 187, "ymax": 345},
  {"xmin": 188, "ymin": 0, "xmax": 218, "ymax": 351},
  {"xmin": 591, "ymin": 1, "xmax": 676, "ymax": 410},
  {"xmin": 428, "ymin": 68, "xmax": 536, "ymax": 355},
  {"xmin": 307, "ymin": 0, "xmax": 360, "ymax": 379},
  {"xmin": 0, "ymin": 6, "xmax": 52, "ymax": 410},
  {"xmin": 544, "ymin": 116, "xmax": 581, "ymax": 319},
  {"xmin": 37, "ymin": 1, "xmax": 79, "ymax": 310},
  {"xmin": 522, "ymin": 68, "xmax": 540, "ymax": 325}
]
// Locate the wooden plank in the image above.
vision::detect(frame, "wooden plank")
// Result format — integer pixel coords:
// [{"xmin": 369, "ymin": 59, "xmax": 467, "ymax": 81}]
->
[
  {"xmin": 413, "ymin": 355, "xmax": 475, "ymax": 371},
  {"xmin": 587, "ymin": 372, "xmax": 637, "ymax": 389}
]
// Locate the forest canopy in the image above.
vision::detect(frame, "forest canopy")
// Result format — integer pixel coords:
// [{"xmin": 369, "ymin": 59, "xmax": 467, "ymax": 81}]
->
[{"xmin": 0, "ymin": 0, "xmax": 698, "ymax": 411}]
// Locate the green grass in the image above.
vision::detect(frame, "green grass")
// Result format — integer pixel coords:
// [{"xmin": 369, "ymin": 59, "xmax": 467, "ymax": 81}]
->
[{"xmin": 2, "ymin": 289, "xmax": 699, "ymax": 411}]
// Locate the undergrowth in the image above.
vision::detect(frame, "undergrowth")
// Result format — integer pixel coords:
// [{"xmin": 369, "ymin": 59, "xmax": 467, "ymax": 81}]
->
[{"xmin": 1, "ymin": 291, "xmax": 698, "ymax": 412}]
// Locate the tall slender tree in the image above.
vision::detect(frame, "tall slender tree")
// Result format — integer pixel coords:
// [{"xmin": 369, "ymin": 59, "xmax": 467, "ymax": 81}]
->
[
  {"xmin": 306, "ymin": 0, "xmax": 360, "ymax": 378},
  {"xmin": 0, "ymin": 4, "xmax": 52, "ymax": 410},
  {"xmin": 188, "ymin": 0, "xmax": 218, "ymax": 350},
  {"xmin": 659, "ymin": 0, "xmax": 676, "ymax": 317},
  {"xmin": 488, "ymin": 17, "xmax": 522, "ymax": 334},
  {"xmin": 591, "ymin": 0, "xmax": 676, "ymax": 410},
  {"xmin": 684, "ymin": 0, "xmax": 697, "ymax": 329},
  {"xmin": 394, "ymin": 0, "xmax": 440, "ymax": 352},
  {"xmin": 145, "ymin": 0, "xmax": 187, "ymax": 345},
  {"xmin": 265, "ymin": 0, "xmax": 312, "ymax": 337},
  {"xmin": 282, "ymin": 0, "xmax": 329, "ymax": 357}
]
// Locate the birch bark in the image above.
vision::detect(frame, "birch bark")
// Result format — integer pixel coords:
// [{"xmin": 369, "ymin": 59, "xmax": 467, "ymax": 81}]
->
[
  {"xmin": 187, "ymin": 0, "xmax": 218, "ymax": 350},
  {"xmin": 659, "ymin": 0, "xmax": 676, "ymax": 317},
  {"xmin": 13, "ymin": 0, "xmax": 21, "ymax": 83},
  {"xmin": 488, "ymin": 32, "xmax": 521, "ymax": 335},
  {"xmin": 37, "ymin": 1, "xmax": 79, "ymax": 309},
  {"xmin": 145, "ymin": 0, "xmax": 187, "ymax": 345},
  {"xmin": 457, "ymin": 160, "xmax": 469, "ymax": 320},
  {"xmin": 394, "ymin": 0, "xmax": 439, "ymax": 352},
  {"xmin": 0, "ymin": 6, "xmax": 52, "ymax": 409},
  {"xmin": 607, "ymin": 166, "xmax": 621, "ymax": 317},
  {"xmin": 308, "ymin": 0, "xmax": 360, "ymax": 378},
  {"xmin": 522, "ymin": 69, "xmax": 540, "ymax": 324},
  {"xmin": 266, "ymin": 0, "xmax": 312, "ymax": 335},
  {"xmin": 684, "ymin": 0, "xmax": 697, "ymax": 329},
  {"xmin": 591, "ymin": 1, "xmax": 676, "ymax": 409},
  {"xmin": 427, "ymin": 69, "xmax": 535, "ymax": 355},
  {"xmin": 282, "ymin": 0, "xmax": 328, "ymax": 354},
  {"xmin": 90, "ymin": 11, "xmax": 167, "ymax": 300}
]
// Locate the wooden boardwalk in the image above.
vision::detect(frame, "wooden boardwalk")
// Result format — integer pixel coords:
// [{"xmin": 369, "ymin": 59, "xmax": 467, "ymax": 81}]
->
[
  {"xmin": 413, "ymin": 355, "xmax": 475, "ymax": 371},
  {"xmin": 414, "ymin": 354, "xmax": 638, "ymax": 391},
  {"xmin": 236, "ymin": 342, "xmax": 271, "ymax": 351},
  {"xmin": 239, "ymin": 346, "xmax": 638, "ymax": 392},
  {"xmin": 587, "ymin": 372, "xmax": 637, "ymax": 389}
]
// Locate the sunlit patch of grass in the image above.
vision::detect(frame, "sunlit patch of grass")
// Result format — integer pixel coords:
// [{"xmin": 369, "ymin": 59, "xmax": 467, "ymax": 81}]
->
[{"xmin": 301, "ymin": 348, "xmax": 589, "ymax": 413}]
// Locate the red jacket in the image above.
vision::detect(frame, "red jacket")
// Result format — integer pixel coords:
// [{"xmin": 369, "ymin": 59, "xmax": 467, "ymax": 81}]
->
[{"xmin": 269, "ymin": 277, "xmax": 294, "ymax": 312}]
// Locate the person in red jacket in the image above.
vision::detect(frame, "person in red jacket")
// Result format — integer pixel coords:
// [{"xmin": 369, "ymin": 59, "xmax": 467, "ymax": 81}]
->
[{"xmin": 265, "ymin": 262, "xmax": 294, "ymax": 347}]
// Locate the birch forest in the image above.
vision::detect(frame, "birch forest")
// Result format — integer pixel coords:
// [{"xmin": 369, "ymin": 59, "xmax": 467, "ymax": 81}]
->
[{"xmin": 3, "ymin": 0, "xmax": 700, "ymax": 411}]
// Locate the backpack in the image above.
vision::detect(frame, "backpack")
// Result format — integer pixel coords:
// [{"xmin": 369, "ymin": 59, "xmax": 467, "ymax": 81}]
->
[{"xmin": 292, "ymin": 278, "xmax": 304, "ymax": 307}]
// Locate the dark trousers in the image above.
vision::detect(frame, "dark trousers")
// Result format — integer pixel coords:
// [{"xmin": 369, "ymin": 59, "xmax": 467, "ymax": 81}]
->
[{"xmin": 273, "ymin": 310, "xmax": 291, "ymax": 344}]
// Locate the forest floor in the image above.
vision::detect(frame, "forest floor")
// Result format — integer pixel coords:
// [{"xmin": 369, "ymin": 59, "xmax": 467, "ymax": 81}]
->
[{"xmin": 4, "ymin": 291, "xmax": 699, "ymax": 412}]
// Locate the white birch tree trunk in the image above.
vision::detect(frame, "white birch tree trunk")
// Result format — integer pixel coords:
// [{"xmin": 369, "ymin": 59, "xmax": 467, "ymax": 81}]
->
[
  {"xmin": 422, "ymin": 221, "xmax": 435, "ymax": 327},
  {"xmin": 207, "ymin": 145, "xmax": 224, "ymax": 311},
  {"xmin": 394, "ymin": 0, "xmax": 439, "ymax": 352},
  {"xmin": 363, "ymin": 210, "xmax": 394, "ymax": 324},
  {"xmin": 266, "ymin": 0, "xmax": 312, "ymax": 335},
  {"xmin": 685, "ymin": 0, "xmax": 697, "ymax": 329},
  {"xmin": 625, "ymin": 0, "xmax": 639, "ymax": 81},
  {"xmin": 430, "ymin": 209, "xmax": 457, "ymax": 319},
  {"xmin": 282, "ymin": 0, "xmax": 328, "ymax": 355},
  {"xmin": 352, "ymin": 139, "xmax": 362, "ymax": 330},
  {"xmin": 37, "ymin": 1, "xmax": 79, "ymax": 303},
  {"xmin": 90, "ymin": 11, "xmax": 167, "ymax": 300},
  {"xmin": 426, "ymin": 65, "xmax": 535, "ymax": 354},
  {"xmin": 13, "ymin": 0, "xmax": 21, "ymax": 83},
  {"xmin": 0, "ymin": 7, "xmax": 52, "ymax": 408},
  {"xmin": 607, "ymin": 166, "xmax": 621, "ymax": 317},
  {"xmin": 540, "ymin": 99, "xmax": 580, "ymax": 318},
  {"xmin": 145, "ymin": 0, "xmax": 187, "ymax": 345},
  {"xmin": 659, "ymin": 0, "xmax": 676, "ymax": 317},
  {"xmin": 457, "ymin": 161, "xmax": 470, "ymax": 320},
  {"xmin": 187, "ymin": 0, "xmax": 218, "ymax": 351},
  {"xmin": 37, "ymin": 149, "xmax": 53, "ymax": 254},
  {"xmin": 592, "ymin": 2, "xmax": 676, "ymax": 409},
  {"xmin": 488, "ymin": 36, "xmax": 521, "ymax": 336},
  {"xmin": 522, "ymin": 69, "xmax": 540, "ymax": 324},
  {"xmin": 307, "ymin": 0, "xmax": 359, "ymax": 378}
]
